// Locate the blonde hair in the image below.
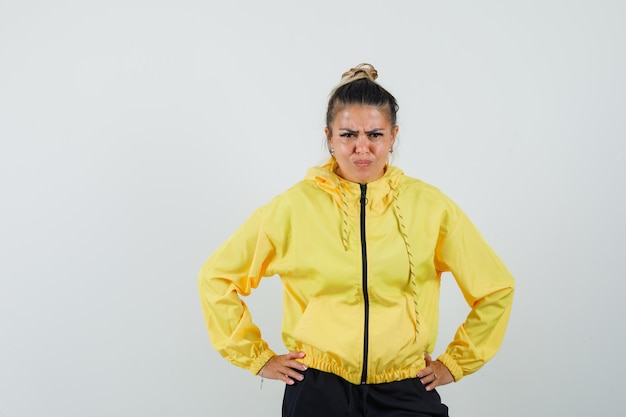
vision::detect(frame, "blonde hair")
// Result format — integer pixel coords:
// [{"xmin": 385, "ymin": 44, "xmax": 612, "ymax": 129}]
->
[{"xmin": 330, "ymin": 63, "xmax": 379, "ymax": 95}]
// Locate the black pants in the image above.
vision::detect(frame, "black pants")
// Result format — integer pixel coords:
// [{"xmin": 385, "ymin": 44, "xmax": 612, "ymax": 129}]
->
[{"xmin": 282, "ymin": 368, "xmax": 449, "ymax": 417}]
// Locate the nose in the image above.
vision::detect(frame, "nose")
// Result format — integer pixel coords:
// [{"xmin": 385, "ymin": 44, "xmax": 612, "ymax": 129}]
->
[{"xmin": 355, "ymin": 133, "xmax": 369, "ymax": 154}]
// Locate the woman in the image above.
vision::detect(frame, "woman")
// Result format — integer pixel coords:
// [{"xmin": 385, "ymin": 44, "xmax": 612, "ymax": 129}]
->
[{"xmin": 198, "ymin": 63, "xmax": 515, "ymax": 417}]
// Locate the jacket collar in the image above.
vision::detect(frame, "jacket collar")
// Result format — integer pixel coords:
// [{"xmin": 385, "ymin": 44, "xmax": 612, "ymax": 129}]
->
[{"xmin": 305, "ymin": 158, "xmax": 403, "ymax": 216}]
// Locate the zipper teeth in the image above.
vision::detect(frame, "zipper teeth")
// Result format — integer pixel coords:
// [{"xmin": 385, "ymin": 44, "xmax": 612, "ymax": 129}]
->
[{"xmin": 360, "ymin": 184, "xmax": 369, "ymax": 384}]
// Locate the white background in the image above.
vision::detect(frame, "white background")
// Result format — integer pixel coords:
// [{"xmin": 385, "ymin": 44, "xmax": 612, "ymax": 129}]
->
[{"xmin": 1, "ymin": 1, "xmax": 625, "ymax": 416}]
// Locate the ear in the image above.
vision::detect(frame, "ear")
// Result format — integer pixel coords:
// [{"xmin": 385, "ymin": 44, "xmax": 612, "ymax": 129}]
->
[
  {"xmin": 390, "ymin": 125, "xmax": 399, "ymax": 147},
  {"xmin": 325, "ymin": 127, "xmax": 332, "ymax": 150}
]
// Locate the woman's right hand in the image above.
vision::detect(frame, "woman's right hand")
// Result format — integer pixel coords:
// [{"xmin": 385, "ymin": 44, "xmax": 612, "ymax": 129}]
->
[{"xmin": 258, "ymin": 351, "xmax": 307, "ymax": 385}]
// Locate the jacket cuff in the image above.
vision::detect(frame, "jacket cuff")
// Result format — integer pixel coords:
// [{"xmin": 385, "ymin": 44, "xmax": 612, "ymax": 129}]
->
[
  {"xmin": 250, "ymin": 349, "xmax": 277, "ymax": 376},
  {"xmin": 436, "ymin": 352, "xmax": 464, "ymax": 382}
]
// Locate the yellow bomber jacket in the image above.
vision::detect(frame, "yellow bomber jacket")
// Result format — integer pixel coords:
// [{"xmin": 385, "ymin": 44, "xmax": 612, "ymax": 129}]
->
[{"xmin": 198, "ymin": 160, "xmax": 515, "ymax": 385}]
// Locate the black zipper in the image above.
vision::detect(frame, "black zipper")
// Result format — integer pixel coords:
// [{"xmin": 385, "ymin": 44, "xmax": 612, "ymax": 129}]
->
[{"xmin": 359, "ymin": 183, "xmax": 369, "ymax": 384}]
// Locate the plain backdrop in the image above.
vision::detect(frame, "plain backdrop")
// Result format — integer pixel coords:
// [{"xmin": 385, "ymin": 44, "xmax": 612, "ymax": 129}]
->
[{"xmin": 1, "ymin": 1, "xmax": 625, "ymax": 416}]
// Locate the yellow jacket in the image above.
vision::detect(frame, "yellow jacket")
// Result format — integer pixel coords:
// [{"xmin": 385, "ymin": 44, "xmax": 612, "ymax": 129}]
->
[{"xmin": 199, "ymin": 159, "xmax": 514, "ymax": 384}]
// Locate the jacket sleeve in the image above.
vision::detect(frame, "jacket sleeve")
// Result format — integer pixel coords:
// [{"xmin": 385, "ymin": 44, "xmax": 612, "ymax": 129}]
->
[
  {"xmin": 198, "ymin": 207, "xmax": 277, "ymax": 375},
  {"xmin": 434, "ymin": 210, "xmax": 515, "ymax": 381}
]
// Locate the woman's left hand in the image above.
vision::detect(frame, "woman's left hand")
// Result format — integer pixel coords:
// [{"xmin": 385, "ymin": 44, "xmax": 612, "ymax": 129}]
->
[{"xmin": 418, "ymin": 353, "xmax": 454, "ymax": 391}]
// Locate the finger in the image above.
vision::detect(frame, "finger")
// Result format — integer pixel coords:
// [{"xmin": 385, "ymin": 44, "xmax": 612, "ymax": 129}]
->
[
  {"xmin": 264, "ymin": 366, "xmax": 303, "ymax": 383},
  {"xmin": 287, "ymin": 359, "xmax": 308, "ymax": 372},
  {"xmin": 261, "ymin": 352, "xmax": 308, "ymax": 384},
  {"xmin": 278, "ymin": 372, "xmax": 297, "ymax": 385},
  {"xmin": 285, "ymin": 351, "xmax": 306, "ymax": 360},
  {"xmin": 423, "ymin": 369, "xmax": 438, "ymax": 391},
  {"xmin": 425, "ymin": 380, "xmax": 437, "ymax": 391},
  {"xmin": 283, "ymin": 368, "xmax": 305, "ymax": 383},
  {"xmin": 273, "ymin": 360, "xmax": 306, "ymax": 384},
  {"xmin": 285, "ymin": 351, "xmax": 307, "ymax": 371},
  {"xmin": 276, "ymin": 356, "xmax": 307, "ymax": 382},
  {"xmin": 418, "ymin": 369, "xmax": 436, "ymax": 384},
  {"xmin": 280, "ymin": 372, "xmax": 301, "ymax": 385},
  {"xmin": 418, "ymin": 353, "xmax": 433, "ymax": 379}
]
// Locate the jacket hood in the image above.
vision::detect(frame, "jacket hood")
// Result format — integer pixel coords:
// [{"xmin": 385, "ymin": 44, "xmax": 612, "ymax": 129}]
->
[{"xmin": 305, "ymin": 158, "xmax": 404, "ymax": 217}]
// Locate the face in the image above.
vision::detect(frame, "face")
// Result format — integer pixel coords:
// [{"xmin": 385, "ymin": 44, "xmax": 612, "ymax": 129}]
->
[{"xmin": 326, "ymin": 105, "xmax": 398, "ymax": 184}]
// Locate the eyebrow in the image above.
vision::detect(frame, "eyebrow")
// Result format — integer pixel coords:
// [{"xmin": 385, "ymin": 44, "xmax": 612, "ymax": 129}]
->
[{"xmin": 339, "ymin": 128, "xmax": 385, "ymax": 134}]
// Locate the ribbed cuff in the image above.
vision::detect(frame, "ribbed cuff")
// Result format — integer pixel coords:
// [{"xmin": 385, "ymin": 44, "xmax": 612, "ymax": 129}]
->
[
  {"xmin": 250, "ymin": 349, "xmax": 277, "ymax": 376},
  {"xmin": 436, "ymin": 352, "xmax": 464, "ymax": 382}
]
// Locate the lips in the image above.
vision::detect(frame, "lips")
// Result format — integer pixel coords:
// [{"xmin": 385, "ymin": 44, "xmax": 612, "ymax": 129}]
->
[{"xmin": 354, "ymin": 159, "xmax": 372, "ymax": 167}]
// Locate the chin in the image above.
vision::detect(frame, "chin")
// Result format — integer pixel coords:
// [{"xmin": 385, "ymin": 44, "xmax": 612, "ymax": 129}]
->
[
  {"xmin": 356, "ymin": 170, "xmax": 379, "ymax": 184},
  {"xmin": 356, "ymin": 176, "xmax": 375, "ymax": 184}
]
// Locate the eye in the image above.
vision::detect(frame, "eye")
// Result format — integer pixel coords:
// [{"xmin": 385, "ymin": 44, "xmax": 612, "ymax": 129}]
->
[
  {"xmin": 339, "ymin": 132, "xmax": 356, "ymax": 138},
  {"xmin": 369, "ymin": 132, "xmax": 383, "ymax": 138}
]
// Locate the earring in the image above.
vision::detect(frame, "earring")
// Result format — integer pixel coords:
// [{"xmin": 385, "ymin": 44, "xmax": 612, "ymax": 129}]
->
[
  {"xmin": 389, "ymin": 148, "xmax": 393, "ymax": 154},
  {"xmin": 330, "ymin": 149, "xmax": 335, "ymax": 155}
]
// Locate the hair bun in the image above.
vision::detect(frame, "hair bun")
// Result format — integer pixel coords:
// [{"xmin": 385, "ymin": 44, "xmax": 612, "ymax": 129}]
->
[
  {"xmin": 329, "ymin": 63, "xmax": 379, "ymax": 96},
  {"xmin": 340, "ymin": 63, "xmax": 378, "ymax": 83}
]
